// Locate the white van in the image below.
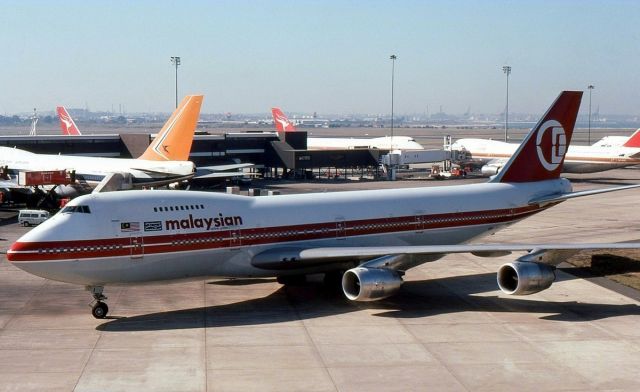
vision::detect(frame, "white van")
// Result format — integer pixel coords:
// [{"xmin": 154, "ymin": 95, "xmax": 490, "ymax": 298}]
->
[{"xmin": 18, "ymin": 210, "xmax": 50, "ymax": 227}]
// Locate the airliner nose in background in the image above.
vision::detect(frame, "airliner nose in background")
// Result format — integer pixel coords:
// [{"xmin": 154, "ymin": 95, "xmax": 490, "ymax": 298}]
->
[
  {"xmin": 271, "ymin": 107, "xmax": 424, "ymax": 150},
  {"xmin": 8, "ymin": 91, "xmax": 640, "ymax": 319}
]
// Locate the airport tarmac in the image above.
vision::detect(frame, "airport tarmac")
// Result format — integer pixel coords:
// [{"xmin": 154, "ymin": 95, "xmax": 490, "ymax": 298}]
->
[{"xmin": 1, "ymin": 169, "xmax": 640, "ymax": 391}]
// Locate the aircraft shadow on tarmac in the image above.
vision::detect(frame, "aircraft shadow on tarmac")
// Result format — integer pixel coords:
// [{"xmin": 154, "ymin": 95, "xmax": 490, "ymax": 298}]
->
[{"xmin": 96, "ymin": 271, "xmax": 640, "ymax": 332}]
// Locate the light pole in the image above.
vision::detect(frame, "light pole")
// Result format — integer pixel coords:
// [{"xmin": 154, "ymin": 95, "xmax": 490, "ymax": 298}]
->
[
  {"xmin": 502, "ymin": 65, "xmax": 511, "ymax": 142},
  {"xmin": 170, "ymin": 56, "xmax": 181, "ymax": 108},
  {"xmin": 390, "ymin": 54, "xmax": 397, "ymax": 150},
  {"xmin": 588, "ymin": 84, "xmax": 595, "ymax": 145}
]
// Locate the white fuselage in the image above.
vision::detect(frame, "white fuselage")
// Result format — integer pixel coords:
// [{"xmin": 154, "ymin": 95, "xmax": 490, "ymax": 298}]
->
[
  {"xmin": 0, "ymin": 146, "xmax": 195, "ymax": 188},
  {"xmin": 452, "ymin": 138, "xmax": 640, "ymax": 173},
  {"xmin": 9, "ymin": 178, "xmax": 571, "ymax": 286},
  {"xmin": 307, "ymin": 136, "xmax": 423, "ymax": 150}
]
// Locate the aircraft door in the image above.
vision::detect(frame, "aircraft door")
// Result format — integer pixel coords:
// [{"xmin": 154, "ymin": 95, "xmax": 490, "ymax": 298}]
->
[
  {"xmin": 229, "ymin": 230, "xmax": 241, "ymax": 247},
  {"xmin": 336, "ymin": 218, "xmax": 346, "ymax": 240},
  {"xmin": 415, "ymin": 211, "xmax": 425, "ymax": 233},
  {"xmin": 130, "ymin": 236, "xmax": 144, "ymax": 259}
]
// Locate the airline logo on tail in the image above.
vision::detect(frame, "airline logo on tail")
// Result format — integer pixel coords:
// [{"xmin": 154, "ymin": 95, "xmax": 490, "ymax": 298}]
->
[
  {"xmin": 535, "ymin": 120, "xmax": 566, "ymax": 171},
  {"xmin": 138, "ymin": 95, "xmax": 203, "ymax": 161},
  {"xmin": 494, "ymin": 91, "xmax": 582, "ymax": 183},
  {"xmin": 271, "ymin": 107, "xmax": 296, "ymax": 132},
  {"xmin": 56, "ymin": 106, "xmax": 81, "ymax": 136}
]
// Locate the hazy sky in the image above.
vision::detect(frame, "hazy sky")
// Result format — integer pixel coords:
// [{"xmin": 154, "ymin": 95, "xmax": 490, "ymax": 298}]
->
[{"xmin": 1, "ymin": 0, "xmax": 638, "ymax": 116}]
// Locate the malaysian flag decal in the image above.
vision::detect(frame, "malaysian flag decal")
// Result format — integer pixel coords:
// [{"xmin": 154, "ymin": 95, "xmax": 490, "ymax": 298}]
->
[{"xmin": 120, "ymin": 222, "xmax": 140, "ymax": 232}]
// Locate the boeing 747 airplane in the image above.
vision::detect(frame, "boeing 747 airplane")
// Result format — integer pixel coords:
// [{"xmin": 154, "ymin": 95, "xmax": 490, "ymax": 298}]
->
[
  {"xmin": 272, "ymin": 107, "xmax": 424, "ymax": 150},
  {"xmin": 8, "ymin": 91, "xmax": 640, "ymax": 318},
  {"xmin": 452, "ymin": 129, "xmax": 640, "ymax": 176}
]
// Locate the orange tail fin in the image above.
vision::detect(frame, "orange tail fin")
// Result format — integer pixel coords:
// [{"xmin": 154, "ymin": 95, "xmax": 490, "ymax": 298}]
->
[
  {"xmin": 138, "ymin": 95, "xmax": 203, "ymax": 161},
  {"xmin": 56, "ymin": 106, "xmax": 81, "ymax": 135},
  {"xmin": 271, "ymin": 107, "xmax": 296, "ymax": 132},
  {"xmin": 623, "ymin": 129, "xmax": 640, "ymax": 148}
]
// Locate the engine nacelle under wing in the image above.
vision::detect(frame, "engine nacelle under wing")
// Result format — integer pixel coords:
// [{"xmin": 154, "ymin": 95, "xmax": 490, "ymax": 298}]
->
[
  {"xmin": 481, "ymin": 163, "xmax": 503, "ymax": 177},
  {"xmin": 342, "ymin": 267, "xmax": 403, "ymax": 301},
  {"xmin": 497, "ymin": 261, "xmax": 556, "ymax": 295}
]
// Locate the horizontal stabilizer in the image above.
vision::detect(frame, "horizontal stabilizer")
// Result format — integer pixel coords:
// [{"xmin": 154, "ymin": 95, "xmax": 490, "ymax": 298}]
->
[{"xmin": 529, "ymin": 184, "xmax": 640, "ymax": 206}]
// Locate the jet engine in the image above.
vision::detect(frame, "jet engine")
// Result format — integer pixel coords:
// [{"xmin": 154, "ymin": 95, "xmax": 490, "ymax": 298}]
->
[
  {"xmin": 342, "ymin": 267, "xmax": 403, "ymax": 301},
  {"xmin": 481, "ymin": 163, "xmax": 503, "ymax": 177},
  {"xmin": 497, "ymin": 262, "xmax": 556, "ymax": 295}
]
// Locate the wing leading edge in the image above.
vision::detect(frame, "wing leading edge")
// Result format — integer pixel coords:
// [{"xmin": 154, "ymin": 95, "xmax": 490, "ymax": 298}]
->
[{"xmin": 252, "ymin": 242, "xmax": 640, "ymax": 271}]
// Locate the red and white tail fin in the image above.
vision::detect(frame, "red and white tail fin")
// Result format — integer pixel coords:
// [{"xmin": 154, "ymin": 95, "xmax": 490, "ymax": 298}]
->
[
  {"xmin": 271, "ymin": 107, "xmax": 296, "ymax": 132},
  {"xmin": 493, "ymin": 91, "xmax": 583, "ymax": 183},
  {"xmin": 56, "ymin": 106, "xmax": 81, "ymax": 135},
  {"xmin": 622, "ymin": 129, "xmax": 640, "ymax": 148},
  {"xmin": 138, "ymin": 95, "xmax": 203, "ymax": 161}
]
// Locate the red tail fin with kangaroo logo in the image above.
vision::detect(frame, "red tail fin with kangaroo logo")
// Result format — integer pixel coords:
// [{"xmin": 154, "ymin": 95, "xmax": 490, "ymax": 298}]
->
[
  {"xmin": 56, "ymin": 106, "xmax": 81, "ymax": 136},
  {"xmin": 492, "ymin": 91, "xmax": 582, "ymax": 183},
  {"xmin": 271, "ymin": 107, "xmax": 296, "ymax": 132}
]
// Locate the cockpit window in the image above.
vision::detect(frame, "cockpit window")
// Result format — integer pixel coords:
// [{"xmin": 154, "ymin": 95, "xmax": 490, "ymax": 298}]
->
[{"xmin": 61, "ymin": 205, "xmax": 91, "ymax": 214}]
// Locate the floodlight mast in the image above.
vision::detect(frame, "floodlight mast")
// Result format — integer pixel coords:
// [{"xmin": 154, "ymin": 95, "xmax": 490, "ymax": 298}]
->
[
  {"xmin": 502, "ymin": 65, "xmax": 511, "ymax": 142},
  {"xmin": 170, "ymin": 56, "xmax": 181, "ymax": 109},
  {"xmin": 390, "ymin": 54, "xmax": 397, "ymax": 150},
  {"xmin": 588, "ymin": 84, "xmax": 595, "ymax": 145}
]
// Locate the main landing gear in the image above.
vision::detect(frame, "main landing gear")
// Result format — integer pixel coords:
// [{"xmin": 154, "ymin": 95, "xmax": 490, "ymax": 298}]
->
[{"xmin": 87, "ymin": 286, "xmax": 109, "ymax": 319}]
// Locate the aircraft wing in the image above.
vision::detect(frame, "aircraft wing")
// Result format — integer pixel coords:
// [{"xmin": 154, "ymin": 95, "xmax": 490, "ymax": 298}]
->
[
  {"xmin": 0, "ymin": 179, "xmax": 17, "ymax": 188},
  {"xmin": 198, "ymin": 163, "xmax": 254, "ymax": 172},
  {"xmin": 0, "ymin": 179, "xmax": 32, "ymax": 194},
  {"xmin": 193, "ymin": 163, "xmax": 255, "ymax": 180},
  {"xmin": 252, "ymin": 242, "xmax": 640, "ymax": 271},
  {"xmin": 193, "ymin": 171, "xmax": 246, "ymax": 180}
]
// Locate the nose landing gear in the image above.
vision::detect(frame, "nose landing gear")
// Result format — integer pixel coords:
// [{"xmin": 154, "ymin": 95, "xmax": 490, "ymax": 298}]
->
[{"xmin": 87, "ymin": 286, "xmax": 109, "ymax": 319}]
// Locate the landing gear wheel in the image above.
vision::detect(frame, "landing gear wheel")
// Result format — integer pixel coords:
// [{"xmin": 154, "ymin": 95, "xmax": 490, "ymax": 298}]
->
[{"xmin": 91, "ymin": 302, "xmax": 109, "ymax": 319}]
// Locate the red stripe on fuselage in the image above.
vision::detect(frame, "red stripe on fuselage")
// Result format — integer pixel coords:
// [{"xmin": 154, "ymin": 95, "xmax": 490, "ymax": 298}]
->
[{"xmin": 7, "ymin": 204, "xmax": 550, "ymax": 262}]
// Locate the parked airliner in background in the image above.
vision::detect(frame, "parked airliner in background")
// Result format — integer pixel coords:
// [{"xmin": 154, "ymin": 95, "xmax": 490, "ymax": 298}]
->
[
  {"xmin": 453, "ymin": 128, "xmax": 640, "ymax": 176},
  {"xmin": 0, "ymin": 95, "xmax": 205, "ymax": 197},
  {"xmin": 9, "ymin": 91, "xmax": 640, "ymax": 319},
  {"xmin": 57, "ymin": 106, "xmax": 82, "ymax": 136},
  {"xmin": 272, "ymin": 107, "xmax": 424, "ymax": 150},
  {"xmin": 590, "ymin": 129, "xmax": 640, "ymax": 148}
]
